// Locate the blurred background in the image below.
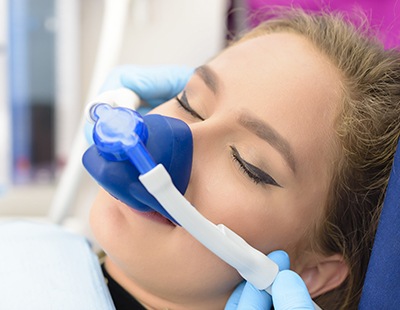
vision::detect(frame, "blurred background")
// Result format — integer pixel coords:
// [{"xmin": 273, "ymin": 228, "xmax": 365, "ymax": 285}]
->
[
  {"xmin": 0, "ymin": 0, "xmax": 398, "ymax": 237},
  {"xmin": 0, "ymin": 0, "xmax": 246, "ymax": 235}
]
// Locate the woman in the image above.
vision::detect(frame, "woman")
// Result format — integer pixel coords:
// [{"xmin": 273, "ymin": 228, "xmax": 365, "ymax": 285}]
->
[{"xmin": 89, "ymin": 9, "xmax": 400, "ymax": 309}]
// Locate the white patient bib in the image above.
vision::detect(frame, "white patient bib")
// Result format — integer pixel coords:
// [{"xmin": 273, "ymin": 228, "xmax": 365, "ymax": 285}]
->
[{"xmin": 0, "ymin": 221, "xmax": 115, "ymax": 310}]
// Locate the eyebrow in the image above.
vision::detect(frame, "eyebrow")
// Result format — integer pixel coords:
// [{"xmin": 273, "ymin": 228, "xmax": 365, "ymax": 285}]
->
[
  {"xmin": 238, "ymin": 113, "xmax": 297, "ymax": 174},
  {"xmin": 195, "ymin": 65, "xmax": 219, "ymax": 94},
  {"xmin": 195, "ymin": 65, "xmax": 296, "ymax": 173}
]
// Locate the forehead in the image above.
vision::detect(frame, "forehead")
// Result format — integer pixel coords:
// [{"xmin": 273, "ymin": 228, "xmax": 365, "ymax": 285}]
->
[
  {"xmin": 209, "ymin": 32, "xmax": 339, "ymax": 95},
  {"xmin": 206, "ymin": 32, "xmax": 343, "ymax": 180}
]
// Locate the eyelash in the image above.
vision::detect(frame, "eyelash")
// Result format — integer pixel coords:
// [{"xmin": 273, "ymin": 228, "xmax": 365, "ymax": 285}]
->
[
  {"xmin": 230, "ymin": 146, "xmax": 280, "ymax": 187},
  {"xmin": 175, "ymin": 92, "xmax": 205, "ymax": 121}
]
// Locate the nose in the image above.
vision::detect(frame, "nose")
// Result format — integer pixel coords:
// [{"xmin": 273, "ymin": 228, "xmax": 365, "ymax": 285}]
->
[{"xmin": 181, "ymin": 117, "xmax": 226, "ymax": 203}]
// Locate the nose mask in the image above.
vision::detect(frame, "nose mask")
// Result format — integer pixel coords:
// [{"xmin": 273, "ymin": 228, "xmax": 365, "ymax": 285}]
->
[{"xmin": 82, "ymin": 103, "xmax": 193, "ymax": 224}]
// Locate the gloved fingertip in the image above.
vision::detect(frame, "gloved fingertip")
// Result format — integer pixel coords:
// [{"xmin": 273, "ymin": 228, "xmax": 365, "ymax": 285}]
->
[
  {"xmin": 267, "ymin": 250, "xmax": 290, "ymax": 270},
  {"xmin": 237, "ymin": 282, "xmax": 272, "ymax": 310},
  {"xmin": 272, "ymin": 270, "xmax": 314, "ymax": 309},
  {"xmin": 275, "ymin": 270, "xmax": 306, "ymax": 288},
  {"xmin": 176, "ymin": 66, "xmax": 195, "ymax": 79},
  {"xmin": 174, "ymin": 66, "xmax": 195, "ymax": 89},
  {"xmin": 224, "ymin": 282, "xmax": 246, "ymax": 310}
]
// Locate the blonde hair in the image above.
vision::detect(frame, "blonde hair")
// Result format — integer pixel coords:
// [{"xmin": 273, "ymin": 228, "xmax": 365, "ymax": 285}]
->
[{"xmin": 239, "ymin": 8, "xmax": 400, "ymax": 309}]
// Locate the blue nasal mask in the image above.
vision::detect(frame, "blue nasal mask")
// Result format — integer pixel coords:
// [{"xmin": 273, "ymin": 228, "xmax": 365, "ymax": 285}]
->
[{"xmin": 83, "ymin": 103, "xmax": 193, "ymax": 224}]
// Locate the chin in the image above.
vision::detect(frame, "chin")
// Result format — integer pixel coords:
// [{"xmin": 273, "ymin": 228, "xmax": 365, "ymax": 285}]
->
[
  {"xmin": 89, "ymin": 188, "xmax": 176, "ymax": 262},
  {"xmin": 89, "ymin": 189, "xmax": 242, "ymax": 307}
]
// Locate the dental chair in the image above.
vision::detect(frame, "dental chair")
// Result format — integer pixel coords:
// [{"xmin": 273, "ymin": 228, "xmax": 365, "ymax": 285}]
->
[{"xmin": 359, "ymin": 139, "xmax": 400, "ymax": 308}]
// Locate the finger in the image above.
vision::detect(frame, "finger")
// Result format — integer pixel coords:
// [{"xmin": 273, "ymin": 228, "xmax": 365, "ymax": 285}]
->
[
  {"xmin": 267, "ymin": 250, "xmax": 290, "ymax": 271},
  {"xmin": 237, "ymin": 282, "xmax": 272, "ymax": 310},
  {"xmin": 224, "ymin": 282, "xmax": 246, "ymax": 310},
  {"xmin": 272, "ymin": 270, "xmax": 314, "ymax": 310},
  {"xmin": 121, "ymin": 65, "xmax": 194, "ymax": 106}
]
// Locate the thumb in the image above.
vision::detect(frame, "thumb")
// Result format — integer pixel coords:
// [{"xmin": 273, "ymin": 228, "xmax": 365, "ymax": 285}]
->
[
  {"xmin": 237, "ymin": 282, "xmax": 272, "ymax": 310},
  {"xmin": 234, "ymin": 251, "xmax": 290, "ymax": 310},
  {"xmin": 267, "ymin": 250, "xmax": 290, "ymax": 271},
  {"xmin": 224, "ymin": 282, "xmax": 246, "ymax": 310}
]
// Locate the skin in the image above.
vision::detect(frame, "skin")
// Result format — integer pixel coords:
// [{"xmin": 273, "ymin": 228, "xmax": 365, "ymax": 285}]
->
[{"xmin": 90, "ymin": 32, "xmax": 343, "ymax": 309}]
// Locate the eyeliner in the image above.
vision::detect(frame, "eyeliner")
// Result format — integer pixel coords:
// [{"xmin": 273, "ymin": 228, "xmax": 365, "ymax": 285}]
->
[
  {"xmin": 176, "ymin": 92, "xmax": 205, "ymax": 121},
  {"xmin": 230, "ymin": 146, "xmax": 281, "ymax": 187}
]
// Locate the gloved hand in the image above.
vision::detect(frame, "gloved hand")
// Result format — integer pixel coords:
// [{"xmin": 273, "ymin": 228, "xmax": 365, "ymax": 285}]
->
[
  {"xmin": 225, "ymin": 250, "xmax": 314, "ymax": 310},
  {"xmin": 85, "ymin": 65, "xmax": 194, "ymax": 143},
  {"xmin": 100, "ymin": 65, "xmax": 194, "ymax": 112}
]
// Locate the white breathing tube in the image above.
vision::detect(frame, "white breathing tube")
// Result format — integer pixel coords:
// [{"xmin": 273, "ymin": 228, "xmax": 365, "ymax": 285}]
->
[{"xmin": 141, "ymin": 164, "xmax": 278, "ymax": 290}]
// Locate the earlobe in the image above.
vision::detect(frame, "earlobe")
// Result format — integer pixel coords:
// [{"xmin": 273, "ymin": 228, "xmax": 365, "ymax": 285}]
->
[{"xmin": 297, "ymin": 254, "xmax": 349, "ymax": 298}]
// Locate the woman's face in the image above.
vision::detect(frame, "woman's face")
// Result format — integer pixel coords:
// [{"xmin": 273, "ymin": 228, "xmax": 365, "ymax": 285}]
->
[{"xmin": 90, "ymin": 32, "xmax": 342, "ymax": 309}]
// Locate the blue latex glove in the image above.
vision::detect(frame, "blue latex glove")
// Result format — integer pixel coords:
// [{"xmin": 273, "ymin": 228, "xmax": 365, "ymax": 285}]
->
[
  {"xmin": 225, "ymin": 250, "xmax": 314, "ymax": 310},
  {"xmin": 100, "ymin": 65, "xmax": 194, "ymax": 112},
  {"xmin": 85, "ymin": 65, "xmax": 194, "ymax": 143}
]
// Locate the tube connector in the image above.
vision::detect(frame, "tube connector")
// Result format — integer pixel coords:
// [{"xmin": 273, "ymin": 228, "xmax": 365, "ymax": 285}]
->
[
  {"xmin": 90, "ymin": 103, "xmax": 156, "ymax": 173},
  {"xmin": 84, "ymin": 88, "xmax": 140, "ymax": 124}
]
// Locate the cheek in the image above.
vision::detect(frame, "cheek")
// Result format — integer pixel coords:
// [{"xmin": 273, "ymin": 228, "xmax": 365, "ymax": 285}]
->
[
  {"xmin": 186, "ymin": 155, "xmax": 308, "ymax": 257},
  {"xmin": 89, "ymin": 190, "xmax": 127, "ymax": 254},
  {"xmin": 89, "ymin": 189, "xmax": 151, "ymax": 260}
]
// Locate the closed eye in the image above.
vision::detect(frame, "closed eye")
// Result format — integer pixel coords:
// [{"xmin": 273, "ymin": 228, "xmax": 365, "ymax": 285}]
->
[
  {"xmin": 230, "ymin": 145, "xmax": 281, "ymax": 187},
  {"xmin": 175, "ymin": 91, "xmax": 205, "ymax": 121}
]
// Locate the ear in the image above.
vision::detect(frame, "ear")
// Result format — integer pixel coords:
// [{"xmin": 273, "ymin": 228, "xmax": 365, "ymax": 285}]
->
[{"xmin": 296, "ymin": 254, "xmax": 349, "ymax": 298}]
